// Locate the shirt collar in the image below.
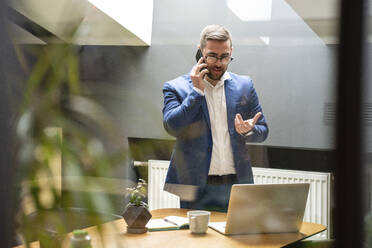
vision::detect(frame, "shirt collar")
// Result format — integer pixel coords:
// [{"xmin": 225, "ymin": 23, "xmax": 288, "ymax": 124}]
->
[{"xmin": 204, "ymin": 71, "xmax": 231, "ymax": 88}]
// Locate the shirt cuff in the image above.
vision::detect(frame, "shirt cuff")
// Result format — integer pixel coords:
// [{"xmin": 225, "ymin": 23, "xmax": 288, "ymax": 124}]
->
[
  {"xmin": 240, "ymin": 128, "xmax": 255, "ymax": 137},
  {"xmin": 193, "ymin": 87, "xmax": 205, "ymax": 96},
  {"xmin": 245, "ymin": 130, "xmax": 255, "ymax": 136}
]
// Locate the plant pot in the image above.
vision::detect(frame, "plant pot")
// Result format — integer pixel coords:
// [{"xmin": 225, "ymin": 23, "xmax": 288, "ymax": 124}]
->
[{"xmin": 122, "ymin": 205, "xmax": 152, "ymax": 234}]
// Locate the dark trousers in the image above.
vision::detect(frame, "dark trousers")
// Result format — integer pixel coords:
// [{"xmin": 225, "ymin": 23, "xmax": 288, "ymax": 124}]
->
[{"xmin": 180, "ymin": 174, "xmax": 238, "ymax": 212}]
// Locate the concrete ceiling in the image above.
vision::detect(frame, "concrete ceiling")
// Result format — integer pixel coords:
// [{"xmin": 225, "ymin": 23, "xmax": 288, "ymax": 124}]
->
[
  {"xmin": 7, "ymin": 21, "xmax": 46, "ymax": 44},
  {"xmin": 9, "ymin": 0, "xmax": 153, "ymax": 45},
  {"xmin": 285, "ymin": 0, "xmax": 372, "ymax": 44},
  {"xmin": 9, "ymin": 0, "xmax": 372, "ymax": 46}
]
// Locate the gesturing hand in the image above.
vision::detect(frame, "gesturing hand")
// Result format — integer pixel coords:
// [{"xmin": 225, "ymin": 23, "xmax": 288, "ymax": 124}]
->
[
  {"xmin": 190, "ymin": 57, "xmax": 209, "ymax": 91},
  {"xmin": 234, "ymin": 112, "xmax": 262, "ymax": 134}
]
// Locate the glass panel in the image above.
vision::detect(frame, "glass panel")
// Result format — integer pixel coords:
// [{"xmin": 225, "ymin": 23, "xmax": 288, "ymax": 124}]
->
[{"xmin": 8, "ymin": 0, "xmax": 345, "ymax": 245}]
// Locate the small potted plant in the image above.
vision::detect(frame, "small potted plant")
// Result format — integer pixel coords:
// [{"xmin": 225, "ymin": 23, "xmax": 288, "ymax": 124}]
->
[{"xmin": 122, "ymin": 179, "xmax": 152, "ymax": 234}]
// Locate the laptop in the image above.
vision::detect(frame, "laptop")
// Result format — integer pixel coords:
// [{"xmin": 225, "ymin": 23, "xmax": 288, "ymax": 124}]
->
[{"xmin": 208, "ymin": 183, "xmax": 310, "ymax": 235}]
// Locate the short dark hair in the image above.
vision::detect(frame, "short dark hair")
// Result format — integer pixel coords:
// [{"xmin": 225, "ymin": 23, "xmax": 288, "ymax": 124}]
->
[{"xmin": 200, "ymin": 24, "xmax": 232, "ymax": 51}]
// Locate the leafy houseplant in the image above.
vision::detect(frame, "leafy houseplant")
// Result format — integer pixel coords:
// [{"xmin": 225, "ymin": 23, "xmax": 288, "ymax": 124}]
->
[
  {"xmin": 122, "ymin": 179, "xmax": 152, "ymax": 234},
  {"xmin": 127, "ymin": 179, "xmax": 148, "ymax": 207},
  {"xmin": 15, "ymin": 43, "xmax": 128, "ymax": 247}
]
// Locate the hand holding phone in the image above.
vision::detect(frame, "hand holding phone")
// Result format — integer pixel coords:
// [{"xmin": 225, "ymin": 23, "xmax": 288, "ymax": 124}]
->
[{"xmin": 190, "ymin": 49, "xmax": 208, "ymax": 91}]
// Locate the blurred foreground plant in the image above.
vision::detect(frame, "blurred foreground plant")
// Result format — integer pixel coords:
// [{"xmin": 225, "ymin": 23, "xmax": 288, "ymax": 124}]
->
[{"xmin": 15, "ymin": 43, "xmax": 128, "ymax": 246}]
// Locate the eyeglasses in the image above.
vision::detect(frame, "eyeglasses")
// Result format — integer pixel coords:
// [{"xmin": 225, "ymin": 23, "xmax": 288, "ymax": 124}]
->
[{"xmin": 205, "ymin": 55, "xmax": 233, "ymax": 65}]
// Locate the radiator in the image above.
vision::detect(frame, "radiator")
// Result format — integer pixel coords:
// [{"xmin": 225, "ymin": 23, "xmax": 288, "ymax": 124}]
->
[
  {"xmin": 147, "ymin": 160, "xmax": 331, "ymax": 239},
  {"xmin": 148, "ymin": 160, "xmax": 180, "ymax": 210}
]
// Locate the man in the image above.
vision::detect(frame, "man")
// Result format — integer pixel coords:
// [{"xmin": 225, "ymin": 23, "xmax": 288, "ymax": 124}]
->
[{"xmin": 162, "ymin": 24, "xmax": 269, "ymax": 211}]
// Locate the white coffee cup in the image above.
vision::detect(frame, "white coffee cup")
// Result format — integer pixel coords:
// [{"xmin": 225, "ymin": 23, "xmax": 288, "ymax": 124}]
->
[{"xmin": 187, "ymin": 210, "xmax": 210, "ymax": 234}]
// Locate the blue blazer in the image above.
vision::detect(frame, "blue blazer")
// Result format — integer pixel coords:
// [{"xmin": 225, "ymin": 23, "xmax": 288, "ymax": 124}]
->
[{"xmin": 162, "ymin": 72, "xmax": 268, "ymax": 190}]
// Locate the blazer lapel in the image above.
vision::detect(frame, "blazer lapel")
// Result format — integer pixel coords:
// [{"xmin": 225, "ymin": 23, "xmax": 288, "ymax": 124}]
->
[
  {"xmin": 188, "ymin": 77, "xmax": 211, "ymax": 130},
  {"xmin": 225, "ymin": 78, "xmax": 236, "ymax": 133},
  {"xmin": 201, "ymin": 98, "xmax": 211, "ymax": 130}
]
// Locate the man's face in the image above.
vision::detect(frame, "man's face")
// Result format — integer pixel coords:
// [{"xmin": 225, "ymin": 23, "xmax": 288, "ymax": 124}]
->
[{"xmin": 202, "ymin": 40, "xmax": 232, "ymax": 81}]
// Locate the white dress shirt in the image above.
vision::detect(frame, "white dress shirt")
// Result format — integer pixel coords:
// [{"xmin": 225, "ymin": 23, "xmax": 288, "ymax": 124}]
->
[{"xmin": 193, "ymin": 72, "xmax": 236, "ymax": 176}]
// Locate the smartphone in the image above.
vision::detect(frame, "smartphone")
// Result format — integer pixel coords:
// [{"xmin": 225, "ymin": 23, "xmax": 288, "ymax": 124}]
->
[
  {"xmin": 195, "ymin": 49, "xmax": 207, "ymax": 75},
  {"xmin": 195, "ymin": 48, "xmax": 203, "ymax": 62}
]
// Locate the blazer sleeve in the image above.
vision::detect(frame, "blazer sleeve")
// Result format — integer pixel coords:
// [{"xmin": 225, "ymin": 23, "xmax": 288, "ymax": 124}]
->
[
  {"xmin": 242, "ymin": 84, "xmax": 269, "ymax": 143},
  {"xmin": 162, "ymin": 82, "xmax": 204, "ymax": 137}
]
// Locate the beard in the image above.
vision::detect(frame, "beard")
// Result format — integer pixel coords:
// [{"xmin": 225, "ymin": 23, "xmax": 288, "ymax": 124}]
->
[{"xmin": 206, "ymin": 65, "xmax": 227, "ymax": 81}]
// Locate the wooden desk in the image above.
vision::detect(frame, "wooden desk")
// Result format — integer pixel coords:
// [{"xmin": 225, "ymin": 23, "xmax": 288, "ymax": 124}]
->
[{"xmin": 17, "ymin": 208, "xmax": 326, "ymax": 248}]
